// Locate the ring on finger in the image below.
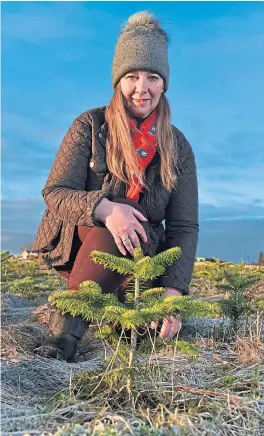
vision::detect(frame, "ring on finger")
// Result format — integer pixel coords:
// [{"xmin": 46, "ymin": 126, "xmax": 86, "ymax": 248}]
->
[{"xmin": 121, "ymin": 237, "xmax": 130, "ymax": 243}]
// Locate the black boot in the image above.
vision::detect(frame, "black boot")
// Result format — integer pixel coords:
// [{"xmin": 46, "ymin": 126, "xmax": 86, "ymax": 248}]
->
[{"xmin": 34, "ymin": 309, "xmax": 89, "ymax": 361}]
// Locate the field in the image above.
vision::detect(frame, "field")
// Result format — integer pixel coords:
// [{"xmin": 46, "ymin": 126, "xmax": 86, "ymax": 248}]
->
[{"xmin": 1, "ymin": 254, "xmax": 264, "ymax": 436}]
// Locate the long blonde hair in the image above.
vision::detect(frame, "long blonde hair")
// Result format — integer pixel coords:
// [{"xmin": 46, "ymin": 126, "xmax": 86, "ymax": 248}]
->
[{"xmin": 105, "ymin": 83, "xmax": 179, "ymax": 191}]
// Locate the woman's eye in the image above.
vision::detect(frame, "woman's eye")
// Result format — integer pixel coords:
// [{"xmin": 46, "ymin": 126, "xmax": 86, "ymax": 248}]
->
[
  {"xmin": 126, "ymin": 75, "xmax": 136, "ymax": 80},
  {"xmin": 149, "ymin": 76, "xmax": 159, "ymax": 81}
]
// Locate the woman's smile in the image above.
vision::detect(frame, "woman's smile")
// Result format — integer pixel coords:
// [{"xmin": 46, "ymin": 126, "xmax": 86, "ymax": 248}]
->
[{"xmin": 132, "ymin": 98, "xmax": 150, "ymax": 105}]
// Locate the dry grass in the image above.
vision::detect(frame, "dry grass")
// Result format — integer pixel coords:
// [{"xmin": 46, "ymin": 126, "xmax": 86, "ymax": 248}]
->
[
  {"xmin": 1, "ymin": 296, "xmax": 264, "ymax": 435},
  {"xmin": 194, "ymin": 263, "xmax": 264, "ymax": 270},
  {"xmin": 235, "ymin": 337, "xmax": 264, "ymax": 365},
  {"xmin": 1, "ymin": 263, "xmax": 264, "ymax": 435}
]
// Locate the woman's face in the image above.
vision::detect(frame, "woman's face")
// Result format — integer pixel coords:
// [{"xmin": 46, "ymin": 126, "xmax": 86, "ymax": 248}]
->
[{"xmin": 120, "ymin": 70, "xmax": 164, "ymax": 118}]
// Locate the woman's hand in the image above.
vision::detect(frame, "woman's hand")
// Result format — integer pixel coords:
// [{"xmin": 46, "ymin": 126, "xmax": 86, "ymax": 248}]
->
[
  {"xmin": 94, "ymin": 198, "xmax": 148, "ymax": 256},
  {"xmin": 151, "ymin": 287, "xmax": 183, "ymax": 340}
]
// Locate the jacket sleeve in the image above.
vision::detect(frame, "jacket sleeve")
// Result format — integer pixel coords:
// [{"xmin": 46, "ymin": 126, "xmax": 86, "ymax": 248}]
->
[
  {"xmin": 42, "ymin": 114, "xmax": 114, "ymax": 227},
  {"xmin": 158, "ymin": 133, "xmax": 199, "ymax": 295}
]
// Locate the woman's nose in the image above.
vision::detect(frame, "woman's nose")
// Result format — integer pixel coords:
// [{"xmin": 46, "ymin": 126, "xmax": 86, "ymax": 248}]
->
[{"xmin": 135, "ymin": 77, "xmax": 148, "ymax": 94}]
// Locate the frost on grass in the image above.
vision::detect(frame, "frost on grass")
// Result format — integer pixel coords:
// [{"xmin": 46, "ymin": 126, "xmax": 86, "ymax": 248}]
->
[{"xmin": 1, "ymin": 258, "xmax": 264, "ymax": 434}]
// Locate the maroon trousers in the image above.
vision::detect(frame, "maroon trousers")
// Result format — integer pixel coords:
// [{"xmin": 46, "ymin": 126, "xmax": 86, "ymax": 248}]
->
[{"xmin": 54, "ymin": 199, "xmax": 151, "ymax": 299}]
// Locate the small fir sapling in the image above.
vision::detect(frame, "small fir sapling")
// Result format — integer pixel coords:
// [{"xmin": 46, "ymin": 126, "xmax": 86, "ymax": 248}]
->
[
  {"xmin": 216, "ymin": 267, "xmax": 263, "ymax": 332},
  {"xmin": 50, "ymin": 247, "xmax": 221, "ymax": 397}
]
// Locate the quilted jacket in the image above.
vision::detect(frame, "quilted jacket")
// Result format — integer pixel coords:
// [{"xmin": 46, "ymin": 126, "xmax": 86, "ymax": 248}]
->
[{"xmin": 32, "ymin": 106, "xmax": 199, "ymax": 294}]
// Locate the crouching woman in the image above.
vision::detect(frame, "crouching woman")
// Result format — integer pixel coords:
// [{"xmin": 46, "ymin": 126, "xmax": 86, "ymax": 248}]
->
[{"xmin": 33, "ymin": 11, "xmax": 199, "ymax": 361}]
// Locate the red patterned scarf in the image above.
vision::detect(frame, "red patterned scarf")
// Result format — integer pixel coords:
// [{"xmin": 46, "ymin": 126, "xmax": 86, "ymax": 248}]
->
[{"xmin": 126, "ymin": 110, "xmax": 157, "ymax": 202}]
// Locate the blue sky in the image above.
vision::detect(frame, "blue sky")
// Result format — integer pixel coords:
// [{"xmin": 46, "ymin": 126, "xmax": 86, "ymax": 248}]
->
[{"xmin": 1, "ymin": 1, "xmax": 264, "ymax": 263}]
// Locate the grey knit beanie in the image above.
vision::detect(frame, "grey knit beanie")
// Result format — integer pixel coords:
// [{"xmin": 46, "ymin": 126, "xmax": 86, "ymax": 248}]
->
[{"xmin": 112, "ymin": 11, "xmax": 170, "ymax": 91}]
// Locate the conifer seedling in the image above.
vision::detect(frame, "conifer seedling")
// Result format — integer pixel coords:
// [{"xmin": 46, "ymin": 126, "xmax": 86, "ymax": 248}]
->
[{"xmin": 50, "ymin": 247, "xmax": 221, "ymax": 400}]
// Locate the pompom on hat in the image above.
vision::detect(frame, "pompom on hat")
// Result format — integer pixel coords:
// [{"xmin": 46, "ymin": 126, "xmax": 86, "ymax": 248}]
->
[{"xmin": 112, "ymin": 11, "xmax": 170, "ymax": 92}]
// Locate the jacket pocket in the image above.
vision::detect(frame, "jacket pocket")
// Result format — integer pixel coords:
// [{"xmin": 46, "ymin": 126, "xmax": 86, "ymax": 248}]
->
[{"xmin": 32, "ymin": 209, "xmax": 63, "ymax": 253}]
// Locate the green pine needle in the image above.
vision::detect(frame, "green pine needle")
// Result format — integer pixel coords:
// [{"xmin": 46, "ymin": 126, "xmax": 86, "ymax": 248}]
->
[
  {"xmin": 50, "ymin": 286, "xmax": 125, "ymax": 321},
  {"xmin": 138, "ymin": 288, "xmax": 166, "ymax": 310},
  {"xmin": 79, "ymin": 280, "xmax": 102, "ymax": 293},
  {"xmin": 93, "ymin": 324, "xmax": 113, "ymax": 340},
  {"xmin": 153, "ymin": 247, "xmax": 182, "ymax": 268},
  {"xmin": 52, "ymin": 298, "xmax": 103, "ymax": 321},
  {"xmin": 103, "ymin": 306, "xmax": 127, "ymax": 325},
  {"xmin": 90, "ymin": 251, "xmax": 134, "ymax": 275},
  {"xmin": 133, "ymin": 257, "xmax": 165, "ymax": 280},
  {"xmin": 133, "ymin": 247, "xmax": 144, "ymax": 262},
  {"xmin": 140, "ymin": 287, "xmax": 165, "ymax": 298}
]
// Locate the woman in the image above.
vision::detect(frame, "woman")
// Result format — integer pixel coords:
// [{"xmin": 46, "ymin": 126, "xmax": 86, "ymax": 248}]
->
[{"xmin": 33, "ymin": 11, "xmax": 199, "ymax": 361}]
